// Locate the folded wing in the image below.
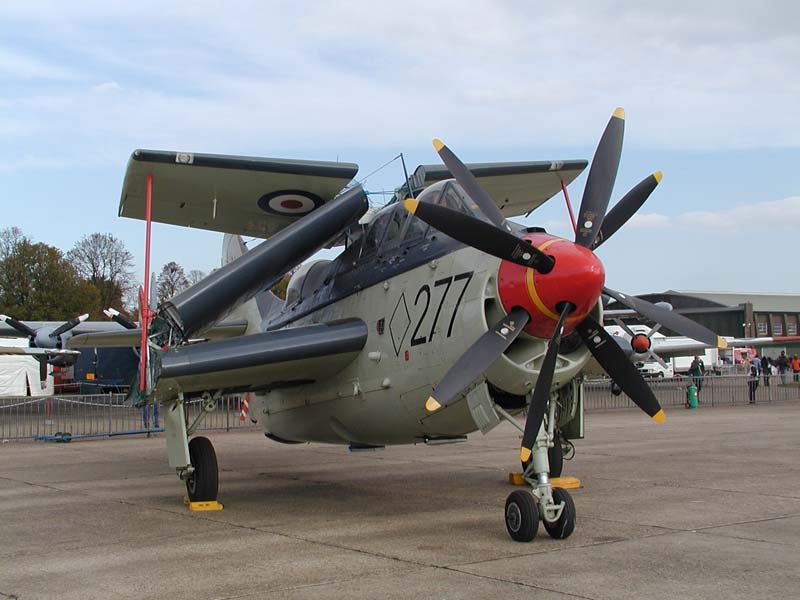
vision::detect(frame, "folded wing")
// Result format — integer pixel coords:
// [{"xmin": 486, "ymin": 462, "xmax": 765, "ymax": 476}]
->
[{"xmin": 119, "ymin": 150, "xmax": 359, "ymax": 238}]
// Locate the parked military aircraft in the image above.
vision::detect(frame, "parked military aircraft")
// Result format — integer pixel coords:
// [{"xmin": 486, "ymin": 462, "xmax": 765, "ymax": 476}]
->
[
  {"xmin": 600, "ymin": 320, "xmax": 800, "ymax": 371},
  {"xmin": 0, "ymin": 314, "xmax": 93, "ymax": 365},
  {"xmin": 66, "ymin": 108, "xmax": 725, "ymax": 542}
]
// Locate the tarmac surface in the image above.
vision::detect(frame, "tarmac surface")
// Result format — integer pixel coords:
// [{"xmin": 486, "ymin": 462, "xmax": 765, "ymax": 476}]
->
[{"xmin": 1, "ymin": 403, "xmax": 799, "ymax": 599}]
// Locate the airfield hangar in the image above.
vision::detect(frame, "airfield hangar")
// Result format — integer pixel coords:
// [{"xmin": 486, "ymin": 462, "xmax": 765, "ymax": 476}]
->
[{"xmin": 608, "ymin": 290, "xmax": 800, "ymax": 350}]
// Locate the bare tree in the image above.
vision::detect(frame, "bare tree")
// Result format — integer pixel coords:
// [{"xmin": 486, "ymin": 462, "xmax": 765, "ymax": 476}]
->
[
  {"xmin": 187, "ymin": 269, "xmax": 206, "ymax": 286},
  {"xmin": 67, "ymin": 233, "xmax": 135, "ymax": 311},
  {"xmin": 0, "ymin": 227, "xmax": 26, "ymax": 261},
  {"xmin": 156, "ymin": 261, "xmax": 189, "ymax": 304}
]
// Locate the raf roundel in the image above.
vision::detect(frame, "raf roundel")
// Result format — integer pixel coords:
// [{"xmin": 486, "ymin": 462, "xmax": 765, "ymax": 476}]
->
[{"xmin": 257, "ymin": 189, "xmax": 323, "ymax": 216}]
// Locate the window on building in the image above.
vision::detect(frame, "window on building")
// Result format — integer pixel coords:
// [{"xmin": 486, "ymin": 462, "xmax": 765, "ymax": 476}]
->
[
  {"xmin": 757, "ymin": 322, "xmax": 768, "ymax": 336},
  {"xmin": 788, "ymin": 322, "xmax": 798, "ymax": 336},
  {"xmin": 772, "ymin": 322, "xmax": 783, "ymax": 336}
]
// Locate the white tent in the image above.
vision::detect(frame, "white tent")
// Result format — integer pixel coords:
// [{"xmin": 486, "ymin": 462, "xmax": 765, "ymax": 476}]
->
[{"xmin": 0, "ymin": 338, "xmax": 54, "ymax": 397}]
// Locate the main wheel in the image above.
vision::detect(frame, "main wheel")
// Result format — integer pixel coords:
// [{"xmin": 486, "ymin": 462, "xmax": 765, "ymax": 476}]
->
[
  {"xmin": 505, "ymin": 490, "xmax": 539, "ymax": 542},
  {"xmin": 521, "ymin": 429, "xmax": 564, "ymax": 478},
  {"xmin": 543, "ymin": 487, "xmax": 576, "ymax": 539},
  {"xmin": 548, "ymin": 429, "xmax": 564, "ymax": 478},
  {"xmin": 186, "ymin": 436, "xmax": 219, "ymax": 502}
]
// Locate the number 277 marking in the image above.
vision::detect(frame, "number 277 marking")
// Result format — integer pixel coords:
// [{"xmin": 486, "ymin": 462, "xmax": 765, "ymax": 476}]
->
[{"xmin": 410, "ymin": 271, "xmax": 473, "ymax": 347}]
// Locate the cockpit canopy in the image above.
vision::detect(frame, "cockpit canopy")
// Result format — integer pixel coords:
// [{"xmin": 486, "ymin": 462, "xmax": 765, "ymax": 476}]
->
[{"xmin": 355, "ymin": 180, "xmax": 489, "ymax": 257}]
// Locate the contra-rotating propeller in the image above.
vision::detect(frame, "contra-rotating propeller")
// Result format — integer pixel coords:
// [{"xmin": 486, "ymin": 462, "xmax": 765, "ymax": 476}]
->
[
  {"xmin": 405, "ymin": 108, "xmax": 725, "ymax": 462},
  {"xmin": 0, "ymin": 313, "xmax": 89, "ymax": 365}
]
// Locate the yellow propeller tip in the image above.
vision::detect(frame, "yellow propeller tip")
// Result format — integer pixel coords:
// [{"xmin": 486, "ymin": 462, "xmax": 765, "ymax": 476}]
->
[
  {"xmin": 651, "ymin": 409, "xmax": 666, "ymax": 424},
  {"xmin": 653, "ymin": 170, "xmax": 663, "ymax": 184},
  {"xmin": 425, "ymin": 396, "xmax": 442, "ymax": 413},
  {"xmin": 717, "ymin": 336, "xmax": 728, "ymax": 349},
  {"xmin": 613, "ymin": 107, "xmax": 625, "ymax": 120},
  {"xmin": 519, "ymin": 447, "xmax": 532, "ymax": 463},
  {"xmin": 432, "ymin": 138, "xmax": 445, "ymax": 152},
  {"xmin": 404, "ymin": 198, "xmax": 420, "ymax": 214}
]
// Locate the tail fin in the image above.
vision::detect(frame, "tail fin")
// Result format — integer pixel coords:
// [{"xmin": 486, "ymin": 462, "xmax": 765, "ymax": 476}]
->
[{"xmin": 221, "ymin": 234, "xmax": 284, "ymax": 332}]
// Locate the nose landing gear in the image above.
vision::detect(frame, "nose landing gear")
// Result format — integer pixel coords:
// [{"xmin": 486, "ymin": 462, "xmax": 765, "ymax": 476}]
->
[{"xmin": 499, "ymin": 405, "xmax": 577, "ymax": 542}]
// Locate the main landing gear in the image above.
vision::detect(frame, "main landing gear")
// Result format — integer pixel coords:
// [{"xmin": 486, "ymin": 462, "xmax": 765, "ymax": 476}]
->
[
  {"xmin": 164, "ymin": 393, "xmax": 223, "ymax": 510},
  {"xmin": 496, "ymin": 403, "xmax": 577, "ymax": 543}
]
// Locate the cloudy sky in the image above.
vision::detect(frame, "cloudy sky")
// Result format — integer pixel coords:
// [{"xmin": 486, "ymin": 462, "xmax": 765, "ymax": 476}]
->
[{"xmin": 2, "ymin": 1, "xmax": 799, "ymax": 296}]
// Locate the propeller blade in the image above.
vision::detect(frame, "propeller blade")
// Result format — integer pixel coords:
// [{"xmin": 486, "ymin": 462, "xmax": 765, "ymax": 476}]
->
[
  {"xmin": 0, "ymin": 314, "xmax": 37, "ymax": 338},
  {"xmin": 50, "ymin": 313, "xmax": 89, "ymax": 338},
  {"xmin": 520, "ymin": 303, "xmax": 571, "ymax": 463},
  {"xmin": 646, "ymin": 350, "xmax": 670, "ymax": 370},
  {"xmin": 575, "ymin": 108, "xmax": 625, "ymax": 248},
  {"xmin": 104, "ymin": 308, "xmax": 137, "ymax": 330},
  {"xmin": 432, "ymin": 139, "xmax": 509, "ymax": 230},
  {"xmin": 603, "ymin": 287, "xmax": 727, "ymax": 348},
  {"xmin": 425, "ymin": 307, "xmax": 531, "ymax": 412},
  {"xmin": 576, "ymin": 315, "xmax": 664, "ymax": 421},
  {"xmin": 404, "ymin": 199, "xmax": 554, "ymax": 273},
  {"xmin": 149, "ymin": 273, "xmax": 157, "ymax": 310},
  {"xmin": 593, "ymin": 171, "xmax": 662, "ymax": 249}
]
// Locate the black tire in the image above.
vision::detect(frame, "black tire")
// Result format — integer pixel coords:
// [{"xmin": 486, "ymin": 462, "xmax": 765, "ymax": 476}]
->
[
  {"xmin": 548, "ymin": 430, "xmax": 564, "ymax": 478},
  {"xmin": 186, "ymin": 436, "xmax": 219, "ymax": 502},
  {"xmin": 505, "ymin": 490, "xmax": 539, "ymax": 542},
  {"xmin": 543, "ymin": 487, "xmax": 576, "ymax": 539},
  {"xmin": 521, "ymin": 430, "xmax": 564, "ymax": 478}
]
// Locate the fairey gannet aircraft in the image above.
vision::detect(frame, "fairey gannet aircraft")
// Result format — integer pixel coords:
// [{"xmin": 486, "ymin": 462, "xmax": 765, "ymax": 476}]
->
[{"xmin": 67, "ymin": 108, "xmax": 726, "ymax": 542}]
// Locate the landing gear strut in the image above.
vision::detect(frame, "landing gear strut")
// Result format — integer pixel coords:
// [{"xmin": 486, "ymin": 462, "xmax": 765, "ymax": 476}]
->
[
  {"xmin": 496, "ymin": 400, "xmax": 577, "ymax": 542},
  {"xmin": 165, "ymin": 393, "xmax": 223, "ymax": 509}
]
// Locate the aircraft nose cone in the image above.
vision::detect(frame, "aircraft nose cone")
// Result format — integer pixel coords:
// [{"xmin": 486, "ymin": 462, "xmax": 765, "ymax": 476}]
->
[{"xmin": 497, "ymin": 232, "xmax": 605, "ymax": 339}]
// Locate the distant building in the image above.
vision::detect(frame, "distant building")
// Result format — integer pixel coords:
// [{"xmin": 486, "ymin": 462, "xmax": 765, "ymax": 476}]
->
[{"xmin": 608, "ymin": 290, "xmax": 800, "ymax": 349}]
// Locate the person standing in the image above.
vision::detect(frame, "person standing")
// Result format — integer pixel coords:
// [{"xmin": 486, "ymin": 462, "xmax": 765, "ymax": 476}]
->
[
  {"xmin": 791, "ymin": 354, "xmax": 800, "ymax": 383},
  {"xmin": 748, "ymin": 364, "xmax": 759, "ymax": 404},
  {"xmin": 752, "ymin": 354, "xmax": 762, "ymax": 377},
  {"xmin": 776, "ymin": 351, "xmax": 790, "ymax": 384},
  {"xmin": 762, "ymin": 355, "xmax": 772, "ymax": 386},
  {"xmin": 689, "ymin": 355, "xmax": 705, "ymax": 392}
]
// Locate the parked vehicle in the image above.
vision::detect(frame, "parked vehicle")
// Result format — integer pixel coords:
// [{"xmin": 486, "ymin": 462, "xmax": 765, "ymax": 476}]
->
[{"xmin": 636, "ymin": 360, "xmax": 673, "ymax": 378}]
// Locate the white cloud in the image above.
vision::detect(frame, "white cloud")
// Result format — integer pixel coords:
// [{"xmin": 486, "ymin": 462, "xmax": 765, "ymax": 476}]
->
[
  {"xmin": 91, "ymin": 81, "xmax": 122, "ymax": 94},
  {"xmin": 627, "ymin": 213, "xmax": 672, "ymax": 229},
  {"xmin": 0, "ymin": 0, "xmax": 799, "ymax": 161},
  {"xmin": 678, "ymin": 196, "xmax": 800, "ymax": 232},
  {"xmin": 0, "ymin": 47, "xmax": 76, "ymax": 80}
]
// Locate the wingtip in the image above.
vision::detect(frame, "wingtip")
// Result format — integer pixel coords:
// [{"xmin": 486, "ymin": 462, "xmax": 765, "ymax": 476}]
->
[
  {"xmin": 717, "ymin": 336, "xmax": 728, "ymax": 349},
  {"xmin": 651, "ymin": 409, "xmax": 666, "ymax": 424},
  {"xmin": 432, "ymin": 138, "xmax": 445, "ymax": 152},
  {"xmin": 403, "ymin": 198, "xmax": 420, "ymax": 214},
  {"xmin": 653, "ymin": 170, "xmax": 663, "ymax": 184},
  {"xmin": 519, "ymin": 446, "xmax": 532, "ymax": 463},
  {"xmin": 613, "ymin": 107, "xmax": 625, "ymax": 120},
  {"xmin": 425, "ymin": 396, "xmax": 442, "ymax": 413}
]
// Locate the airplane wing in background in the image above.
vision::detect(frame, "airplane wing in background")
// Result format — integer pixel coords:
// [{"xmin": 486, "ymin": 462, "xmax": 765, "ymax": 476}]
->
[
  {"xmin": 119, "ymin": 150, "xmax": 359, "ymax": 238},
  {"xmin": 409, "ymin": 159, "xmax": 588, "ymax": 217},
  {"xmin": 67, "ymin": 320, "xmax": 249, "ymax": 348},
  {"xmin": 651, "ymin": 335, "xmax": 800, "ymax": 358},
  {"xmin": 0, "ymin": 320, "xmax": 125, "ymax": 339},
  {"xmin": 0, "ymin": 347, "xmax": 80, "ymax": 357}
]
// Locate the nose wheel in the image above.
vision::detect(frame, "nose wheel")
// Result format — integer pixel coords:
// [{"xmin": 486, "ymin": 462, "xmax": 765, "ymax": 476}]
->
[{"xmin": 504, "ymin": 487, "xmax": 576, "ymax": 542}]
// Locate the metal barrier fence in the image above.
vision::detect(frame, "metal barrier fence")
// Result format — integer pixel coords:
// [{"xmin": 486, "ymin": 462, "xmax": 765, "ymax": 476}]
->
[
  {"xmin": 2, "ymin": 376, "xmax": 798, "ymax": 442},
  {"xmin": 584, "ymin": 374, "xmax": 800, "ymax": 411},
  {"xmin": 0, "ymin": 394, "xmax": 257, "ymax": 442}
]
